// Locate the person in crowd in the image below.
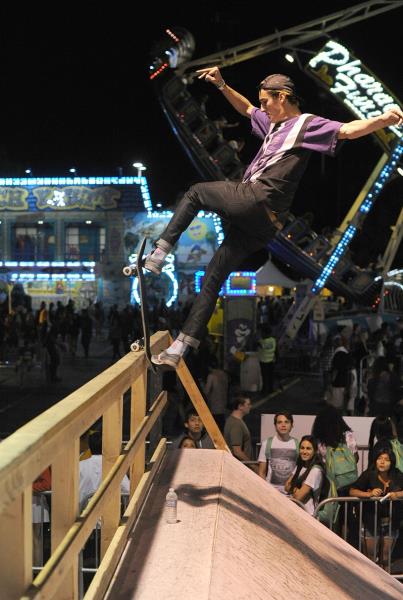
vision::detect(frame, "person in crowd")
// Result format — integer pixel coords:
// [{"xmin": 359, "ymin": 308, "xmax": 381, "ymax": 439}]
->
[
  {"xmin": 179, "ymin": 436, "xmax": 197, "ymax": 449},
  {"xmin": 368, "ymin": 415, "xmax": 403, "ymax": 470},
  {"xmin": 108, "ymin": 306, "xmax": 122, "ymax": 359},
  {"xmin": 319, "ymin": 332, "xmax": 336, "ymax": 398},
  {"xmin": 284, "ymin": 435, "xmax": 324, "ymax": 515},
  {"xmin": 32, "ymin": 467, "xmax": 51, "ymax": 566},
  {"xmin": 367, "ymin": 357, "xmax": 401, "ymax": 417},
  {"xmin": 43, "ymin": 325, "xmax": 62, "ymax": 383},
  {"xmin": 174, "ymin": 407, "xmax": 215, "ymax": 449},
  {"xmin": 257, "ymin": 324, "xmax": 277, "ymax": 395},
  {"xmin": 80, "ymin": 308, "xmax": 93, "ymax": 359},
  {"xmin": 258, "ymin": 412, "xmax": 299, "ymax": 493},
  {"xmin": 146, "ymin": 64, "xmax": 403, "ymax": 369},
  {"xmin": 224, "ymin": 396, "xmax": 256, "ymax": 470},
  {"xmin": 204, "ymin": 356, "xmax": 229, "ymax": 432},
  {"xmin": 79, "ymin": 430, "xmax": 130, "ymax": 512},
  {"xmin": 312, "ymin": 405, "xmax": 358, "ymax": 492},
  {"xmin": 349, "ymin": 444, "xmax": 403, "ymax": 569},
  {"xmin": 329, "ymin": 331, "xmax": 356, "ymax": 413}
]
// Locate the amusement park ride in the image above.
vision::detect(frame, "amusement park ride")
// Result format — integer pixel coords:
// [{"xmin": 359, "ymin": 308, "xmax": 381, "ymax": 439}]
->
[{"xmin": 148, "ymin": 0, "xmax": 403, "ymax": 345}]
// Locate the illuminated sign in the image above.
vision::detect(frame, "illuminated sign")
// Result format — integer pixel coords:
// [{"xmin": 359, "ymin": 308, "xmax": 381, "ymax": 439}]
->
[
  {"xmin": 34, "ymin": 186, "xmax": 119, "ymax": 210},
  {"xmin": 0, "ymin": 188, "xmax": 29, "ymax": 210},
  {"xmin": 308, "ymin": 40, "xmax": 401, "ymax": 153},
  {"xmin": 195, "ymin": 270, "xmax": 256, "ymax": 296}
]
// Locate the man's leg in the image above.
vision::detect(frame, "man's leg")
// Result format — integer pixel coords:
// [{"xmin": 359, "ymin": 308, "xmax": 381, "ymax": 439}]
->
[
  {"xmin": 152, "ymin": 228, "xmax": 272, "ymax": 367},
  {"xmin": 145, "ymin": 181, "xmax": 264, "ymax": 273}
]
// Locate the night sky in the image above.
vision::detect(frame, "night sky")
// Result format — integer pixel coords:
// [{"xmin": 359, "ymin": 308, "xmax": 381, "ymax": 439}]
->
[{"xmin": 0, "ymin": 2, "xmax": 402, "ymax": 268}]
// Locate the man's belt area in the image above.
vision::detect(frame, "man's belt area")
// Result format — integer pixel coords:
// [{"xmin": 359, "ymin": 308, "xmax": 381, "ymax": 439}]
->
[{"xmin": 264, "ymin": 205, "xmax": 286, "ymax": 231}]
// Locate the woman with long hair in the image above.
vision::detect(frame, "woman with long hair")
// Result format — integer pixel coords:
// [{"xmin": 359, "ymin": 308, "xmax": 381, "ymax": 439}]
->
[
  {"xmin": 350, "ymin": 444, "xmax": 403, "ymax": 569},
  {"xmin": 368, "ymin": 415, "xmax": 403, "ymax": 470},
  {"xmin": 284, "ymin": 435, "xmax": 324, "ymax": 515},
  {"xmin": 312, "ymin": 405, "xmax": 359, "ymax": 464}
]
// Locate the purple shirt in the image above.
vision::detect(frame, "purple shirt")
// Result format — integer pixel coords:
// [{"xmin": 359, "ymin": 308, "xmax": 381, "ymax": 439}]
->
[{"xmin": 243, "ymin": 108, "xmax": 343, "ymax": 212}]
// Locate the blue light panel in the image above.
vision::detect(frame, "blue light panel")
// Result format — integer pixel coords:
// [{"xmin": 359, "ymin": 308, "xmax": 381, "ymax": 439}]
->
[{"xmin": 195, "ymin": 270, "xmax": 256, "ymax": 296}]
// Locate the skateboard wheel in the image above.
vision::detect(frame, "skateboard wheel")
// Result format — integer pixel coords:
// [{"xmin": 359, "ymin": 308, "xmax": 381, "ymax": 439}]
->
[
  {"xmin": 130, "ymin": 341, "xmax": 143, "ymax": 352},
  {"xmin": 123, "ymin": 265, "xmax": 136, "ymax": 277}
]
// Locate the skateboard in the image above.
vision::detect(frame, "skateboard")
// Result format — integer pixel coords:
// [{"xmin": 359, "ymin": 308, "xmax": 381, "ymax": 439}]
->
[{"xmin": 129, "ymin": 238, "xmax": 157, "ymax": 373}]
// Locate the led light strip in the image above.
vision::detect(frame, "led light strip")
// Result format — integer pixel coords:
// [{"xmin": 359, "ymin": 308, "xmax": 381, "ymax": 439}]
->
[{"xmin": 311, "ymin": 140, "xmax": 403, "ymax": 295}]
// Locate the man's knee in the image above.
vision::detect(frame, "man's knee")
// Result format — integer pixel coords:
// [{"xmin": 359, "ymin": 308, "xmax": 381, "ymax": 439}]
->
[{"xmin": 187, "ymin": 183, "xmax": 204, "ymax": 199}]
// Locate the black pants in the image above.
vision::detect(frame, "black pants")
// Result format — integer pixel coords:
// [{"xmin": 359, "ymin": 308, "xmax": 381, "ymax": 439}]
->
[
  {"xmin": 160, "ymin": 181, "xmax": 278, "ymax": 340},
  {"xmin": 260, "ymin": 361, "xmax": 275, "ymax": 394}
]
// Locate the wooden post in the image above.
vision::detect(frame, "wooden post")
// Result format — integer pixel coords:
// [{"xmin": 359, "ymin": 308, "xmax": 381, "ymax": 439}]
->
[
  {"xmin": 130, "ymin": 370, "xmax": 147, "ymax": 496},
  {"xmin": 0, "ymin": 486, "xmax": 32, "ymax": 598},
  {"xmin": 52, "ymin": 439, "xmax": 79, "ymax": 600},
  {"xmin": 176, "ymin": 359, "xmax": 229, "ymax": 451},
  {"xmin": 101, "ymin": 395, "xmax": 123, "ymax": 559}
]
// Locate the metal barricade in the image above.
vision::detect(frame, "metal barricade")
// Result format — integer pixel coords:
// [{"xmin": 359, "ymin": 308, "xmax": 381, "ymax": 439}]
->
[
  {"xmin": 314, "ymin": 496, "xmax": 403, "ymax": 577},
  {"xmin": 32, "ymin": 491, "xmax": 131, "ymax": 598}
]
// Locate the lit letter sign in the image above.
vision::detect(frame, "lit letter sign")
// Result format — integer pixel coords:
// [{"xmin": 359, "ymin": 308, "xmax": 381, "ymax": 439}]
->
[{"xmin": 308, "ymin": 40, "xmax": 401, "ymax": 153}]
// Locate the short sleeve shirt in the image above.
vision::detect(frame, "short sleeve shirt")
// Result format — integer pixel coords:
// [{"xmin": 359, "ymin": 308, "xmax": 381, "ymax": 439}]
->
[
  {"xmin": 258, "ymin": 436, "xmax": 298, "ymax": 493},
  {"xmin": 243, "ymin": 109, "xmax": 343, "ymax": 212},
  {"xmin": 290, "ymin": 465, "xmax": 323, "ymax": 515},
  {"xmin": 224, "ymin": 415, "xmax": 253, "ymax": 460},
  {"xmin": 350, "ymin": 468, "xmax": 403, "ymax": 529}
]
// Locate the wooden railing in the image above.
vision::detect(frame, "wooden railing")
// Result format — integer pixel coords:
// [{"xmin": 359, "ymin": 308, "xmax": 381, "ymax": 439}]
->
[{"xmin": 0, "ymin": 330, "xmax": 228, "ymax": 600}]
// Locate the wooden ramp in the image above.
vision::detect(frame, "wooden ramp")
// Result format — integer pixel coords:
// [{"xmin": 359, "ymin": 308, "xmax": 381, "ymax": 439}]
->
[{"xmin": 104, "ymin": 450, "xmax": 403, "ymax": 600}]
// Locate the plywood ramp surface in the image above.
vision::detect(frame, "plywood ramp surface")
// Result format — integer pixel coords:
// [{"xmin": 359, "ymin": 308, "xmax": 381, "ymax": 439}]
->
[{"xmin": 105, "ymin": 450, "xmax": 403, "ymax": 600}]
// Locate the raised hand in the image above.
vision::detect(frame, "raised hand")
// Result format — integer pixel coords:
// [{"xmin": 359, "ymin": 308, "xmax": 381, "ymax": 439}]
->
[
  {"xmin": 381, "ymin": 107, "xmax": 403, "ymax": 127},
  {"xmin": 196, "ymin": 66, "xmax": 224, "ymax": 88}
]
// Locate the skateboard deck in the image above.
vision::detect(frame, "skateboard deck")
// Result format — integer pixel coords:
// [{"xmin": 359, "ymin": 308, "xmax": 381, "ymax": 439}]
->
[{"xmin": 130, "ymin": 238, "xmax": 157, "ymax": 373}]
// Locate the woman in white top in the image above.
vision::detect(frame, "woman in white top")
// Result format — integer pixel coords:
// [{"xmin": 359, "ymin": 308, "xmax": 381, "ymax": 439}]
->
[{"xmin": 284, "ymin": 435, "xmax": 324, "ymax": 516}]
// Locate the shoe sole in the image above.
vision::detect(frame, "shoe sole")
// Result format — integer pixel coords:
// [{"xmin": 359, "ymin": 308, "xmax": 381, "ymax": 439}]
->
[{"xmin": 151, "ymin": 354, "xmax": 180, "ymax": 369}]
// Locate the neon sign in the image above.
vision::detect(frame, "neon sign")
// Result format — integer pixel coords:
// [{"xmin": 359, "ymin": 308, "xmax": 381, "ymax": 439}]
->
[
  {"xmin": 130, "ymin": 253, "xmax": 178, "ymax": 307},
  {"xmin": 308, "ymin": 40, "xmax": 401, "ymax": 153}
]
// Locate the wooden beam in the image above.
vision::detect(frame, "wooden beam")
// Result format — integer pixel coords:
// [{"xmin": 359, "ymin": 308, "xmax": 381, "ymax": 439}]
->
[
  {"xmin": 84, "ymin": 439, "xmax": 167, "ymax": 600},
  {"xmin": 0, "ymin": 331, "xmax": 169, "ymax": 515},
  {"xmin": 101, "ymin": 395, "xmax": 123, "ymax": 559},
  {"xmin": 23, "ymin": 392, "xmax": 167, "ymax": 600},
  {"xmin": 176, "ymin": 357, "xmax": 229, "ymax": 451},
  {"xmin": 51, "ymin": 440, "xmax": 79, "ymax": 600},
  {"xmin": 0, "ymin": 486, "xmax": 32, "ymax": 598},
  {"xmin": 130, "ymin": 370, "xmax": 147, "ymax": 495}
]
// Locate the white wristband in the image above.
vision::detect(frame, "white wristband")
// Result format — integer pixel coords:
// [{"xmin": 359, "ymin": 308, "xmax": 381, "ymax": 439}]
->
[{"xmin": 216, "ymin": 80, "xmax": 226, "ymax": 91}]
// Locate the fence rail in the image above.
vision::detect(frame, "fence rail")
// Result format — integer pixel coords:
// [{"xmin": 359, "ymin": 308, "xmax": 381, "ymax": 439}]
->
[
  {"xmin": 313, "ymin": 495, "xmax": 403, "ymax": 577},
  {"xmin": 0, "ymin": 331, "xmax": 168, "ymax": 600}
]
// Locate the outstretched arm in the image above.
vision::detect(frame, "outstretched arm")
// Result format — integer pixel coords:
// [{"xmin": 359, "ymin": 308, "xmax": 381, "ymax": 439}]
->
[
  {"xmin": 197, "ymin": 66, "xmax": 255, "ymax": 118},
  {"xmin": 338, "ymin": 107, "xmax": 403, "ymax": 140}
]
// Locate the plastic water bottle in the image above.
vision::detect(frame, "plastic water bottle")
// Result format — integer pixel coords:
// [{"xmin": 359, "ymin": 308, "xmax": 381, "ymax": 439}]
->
[{"xmin": 165, "ymin": 488, "xmax": 178, "ymax": 524}]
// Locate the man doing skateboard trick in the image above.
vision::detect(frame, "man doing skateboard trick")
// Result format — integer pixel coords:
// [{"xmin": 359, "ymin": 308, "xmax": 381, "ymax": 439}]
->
[{"xmin": 146, "ymin": 66, "xmax": 403, "ymax": 369}]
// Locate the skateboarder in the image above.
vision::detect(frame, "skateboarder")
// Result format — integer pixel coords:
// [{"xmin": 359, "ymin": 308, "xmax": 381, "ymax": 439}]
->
[{"xmin": 146, "ymin": 67, "xmax": 403, "ymax": 369}]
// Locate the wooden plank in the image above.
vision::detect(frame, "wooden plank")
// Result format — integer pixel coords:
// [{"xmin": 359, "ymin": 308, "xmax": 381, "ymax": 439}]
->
[
  {"xmin": 130, "ymin": 370, "xmax": 147, "ymax": 495},
  {"xmin": 176, "ymin": 358, "xmax": 229, "ymax": 451},
  {"xmin": 51, "ymin": 440, "xmax": 79, "ymax": 600},
  {"xmin": 84, "ymin": 439, "xmax": 167, "ymax": 600},
  {"xmin": 0, "ymin": 331, "xmax": 169, "ymax": 515},
  {"xmin": 0, "ymin": 486, "xmax": 32, "ymax": 598},
  {"xmin": 101, "ymin": 395, "xmax": 123, "ymax": 559},
  {"xmin": 23, "ymin": 392, "xmax": 168, "ymax": 600}
]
